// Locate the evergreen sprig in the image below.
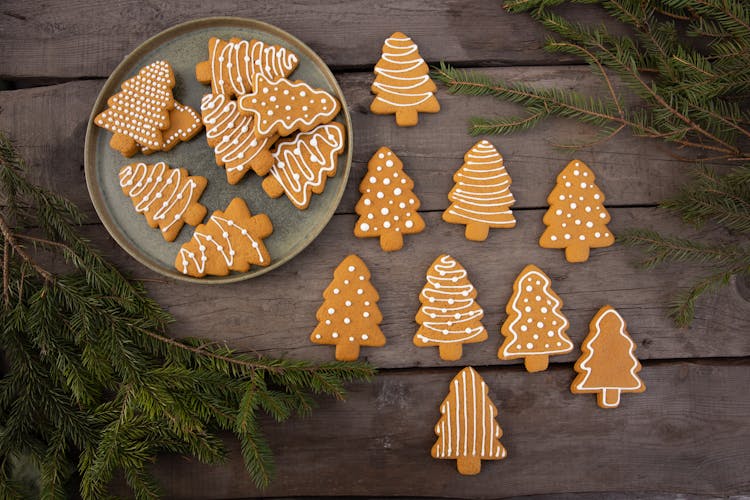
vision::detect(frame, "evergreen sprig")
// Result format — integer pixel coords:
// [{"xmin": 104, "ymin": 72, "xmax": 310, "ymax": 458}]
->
[
  {"xmin": 432, "ymin": 0, "xmax": 750, "ymax": 326},
  {"xmin": 0, "ymin": 132, "xmax": 375, "ymax": 498}
]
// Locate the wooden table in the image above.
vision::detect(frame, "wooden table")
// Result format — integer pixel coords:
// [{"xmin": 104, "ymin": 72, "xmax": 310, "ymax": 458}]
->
[{"xmin": 2, "ymin": 1, "xmax": 749, "ymax": 498}]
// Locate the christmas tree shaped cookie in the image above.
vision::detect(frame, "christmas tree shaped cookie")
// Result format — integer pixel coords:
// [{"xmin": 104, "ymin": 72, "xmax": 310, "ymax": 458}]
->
[
  {"xmin": 262, "ymin": 122, "xmax": 346, "ymax": 209},
  {"xmin": 540, "ymin": 159, "xmax": 614, "ymax": 262},
  {"xmin": 572, "ymin": 306, "xmax": 645, "ymax": 408},
  {"xmin": 443, "ymin": 140, "xmax": 516, "ymax": 241},
  {"xmin": 118, "ymin": 162, "xmax": 207, "ymax": 242},
  {"xmin": 354, "ymin": 147, "xmax": 425, "ymax": 251},
  {"xmin": 498, "ymin": 264, "xmax": 574, "ymax": 372},
  {"xmin": 370, "ymin": 32, "xmax": 440, "ymax": 126},
  {"xmin": 141, "ymin": 101, "xmax": 203, "ymax": 155},
  {"xmin": 414, "ymin": 254, "xmax": 487, "ymax": 361},
  {"xmin": 310, "ymin": 254, "xmax": 386, "ymax": 361},
  {"xmin": 94, "ymin": 60, "xmax": 175, "ymax": 157},
  {"xmin": 238, "ymin": 74, "xmax": 341, "ymax": 138},
  {"xmin": 176, "ymin": 198, "xmax": 273, "ymax": 278},
  {"xmin": 201, "ymin": 93, "xmax": 277, "ymax": 184},
  {"xmin": 196, "ymin": 37, "xmax": 299, "ymax": 97},
  {"xmin": 432, "ymin": 367, "xmax": 506, "ymax": 475}
]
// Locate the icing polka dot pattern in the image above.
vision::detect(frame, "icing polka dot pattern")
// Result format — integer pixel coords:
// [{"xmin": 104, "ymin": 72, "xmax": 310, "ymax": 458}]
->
[
  {"xmin": 370, "ymin": 32, "xmax": 440, "ymax": 127},
  {"xmin": 237, "ymin": 74, "xmax": 341, "ymax": 138},
  {"xmin": 262, "ymin": 122, "xmax": 346, "ymax": 209},
  {"xmin": 443, "ymin": 140, "xmax": 516, "ymax": 241},
  {"xmin": 195, "ymin": 37, "xmax": 299, "ymax": 97},
  {"xmin": 354, "ymin": 147, "xmax": 426, "ymax": 251},
  {"xmin": 414, "ymin": 254, "xmax": 488, "ymax": 360},
  {"xmin": 498, "ymin": 264, "xmax": 573, "ymax": 372},
  {"xmin": 201, "ymin": 93, "xmax": 277, "ymax": 184},
  {"xmin": 140, "ymin": 101, "xmax": 203, "ymax": 155},
  {"xmin": 176, "ymin": 198, "xmax": 273, "ymax": 277},
  {"xmin": 539, "ymin": 160, "xmax": 615, "ymax": 262},
  {"xmin": 94, "ymin": 60, "xmax": 175, "ymax": 157},
  {"xmin": 119, "ymin": 162, "xmax": 207, "ymax": 242},
  {"xmin": 310, "ymin": 254, "xmax": 386, "ymax": 361}
]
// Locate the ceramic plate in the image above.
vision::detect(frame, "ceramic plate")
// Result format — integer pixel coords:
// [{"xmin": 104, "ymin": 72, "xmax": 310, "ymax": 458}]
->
[{"xmin": 85, "ymin": 17, "xmax": 352, "ymax": 283}]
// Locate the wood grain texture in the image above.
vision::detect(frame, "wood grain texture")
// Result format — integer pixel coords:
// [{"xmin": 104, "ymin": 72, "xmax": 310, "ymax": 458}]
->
[
  {"xmin": 0, "ymin": 68, "xmax": 689, "ymax": 220},
  {"xmin": 73, "ymin": 207, "xmax": 750, "ymax": 368},
  {"xmin": 0, "ymin": 0, "xmax": 613, "ymax": 79},
  {"xmin": 150, "ymin": 360, "xmax": 750, "ymax": 498}
]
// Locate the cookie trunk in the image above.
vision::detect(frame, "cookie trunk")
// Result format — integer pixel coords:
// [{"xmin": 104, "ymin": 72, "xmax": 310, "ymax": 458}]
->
[
  {"xmin": 598, "ymin": 388, "xmax": 622, "ymax": 408},
  {"xmin": 251, "ymin": 149, "xmax": 275, "ymax": 176},
  {"xmin": 262, "ymin": 175, "xmax": 285, "ymax": 199},
  {"xmin": 565, "ymin": 244, "xmax": 590, "ymax": 263},
  {"xmin": 379, "ymin": 231, "xmax": 404, "ymax": 252},
  {"xmin": 110, "ymin": 134, "xmax": 138, "ymax": 158},
  {"xmin": 395, "ymin": 108, "xmax": 419, "ymax": 127},
  {"xmin": 465, "ymin": 223, "xmax": 490, "ymax": 242},
  {"xmin": 438, "ymin": 344, "xmax": 463, "ymax": 361},
  {"xmin": 195, "ymin": 60, "xmax": 211, "ymax": 84},
  {"xmin": 335, "ymin": 343, "xmax": 360, "ymax": 362},
  {"xmin": 456, "ymin": 455, "xmax": 481, "ymax": 475},
  {"xmin": 182, "ymin": 203, "xmax": 208, "ymax": 227},
  {"xmin": 523, "ymin": 355, "xmax": 549, "ymax": 373}
]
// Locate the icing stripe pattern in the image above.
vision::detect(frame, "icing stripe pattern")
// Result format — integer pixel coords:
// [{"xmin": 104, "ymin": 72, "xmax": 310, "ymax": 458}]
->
[
  {"xmin": 179, "ymin": 215, "xmax": 264, "ymax": 275},
  {"xmin": 268, "ymin": 122, "xmax": 346, "ymax": 209},
  {"xmin": 372, "ymin": 33, "xmax": 436, "ymax": 108},
  {"xmin": 209, "ymin": 38, "xmax": 298, "ymax": 96},
  {"xmin": 432, "ymin": 367, "xmax": 506, "ymax": 460}
]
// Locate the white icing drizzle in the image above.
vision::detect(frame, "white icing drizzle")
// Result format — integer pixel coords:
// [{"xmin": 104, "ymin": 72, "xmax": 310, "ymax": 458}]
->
[
  {"xmin": 201, "ymin": 93, "xmax": 274, "ymax": 175},
  {"xmin": 574, "ymin": 307, "xmax": 643, "ymax": 407},
  {"xmin": 433, "ymin": 367, "xmax": 505, "ymax": 460},
  {"xmin": 501, "ymin": 267, "xmax": 573, "ymax": 356},
  {"xmin": 95, "ymin": 60, "xmax": 174, "ymax": 148},
  {"xmin": 416, "ymin": 255, "xmax": 486, "ymax": 344},
  {"xmin": 178, "ymin": 212, "xmax": 264, "ymax": 276},
  {"xmin": 238, "ymin": 75, "xmax": 339, "ymax": 136},
  {"xmin": 118, "ymin": 162, "xmax": 198, "ymax": 233},
  {"xmin": 372, "ymin": 34, "xmax": 435, "ymax": 107},
  {"xmin": 209, "ymin": 38, "xmax": 298, "ymax": 96},
  {"xmin": 446, "ymin": 140, "xmax": 516, "ymax": 225},
  {"xmin": 269, "ymin": 123, "xmax": 345, "ymax": 208}
]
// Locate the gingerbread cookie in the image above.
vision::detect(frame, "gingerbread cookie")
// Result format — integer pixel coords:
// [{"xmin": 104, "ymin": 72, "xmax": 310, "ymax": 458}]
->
[
  {"xmin": 95, "ymin": 60, "xmax": 175, "ymax": 157},
  {"xmin": 498, "ymin": 264, "xmax": 573, "ymax": 372},
  {"xmin": 201, "ymin": 93, "xmax": 277, "ymax": 184},
  {"xmin": 370, "ymin": 32, "xmax": 440, "ymax": 127},
  {"xmin": 432, "ymin": 367, "xmax": 506, "ymax": 475},
  {"xmin": 196, "ymin": 37, "xmax": 298, "ymax": 97},
  {"xmin": 176, "ymin": 198, "xmax": 272, "ymax": 278},
  {"xmin": 310, "ymin": 254, "xmax": 386, "ymax": 361},
  {"xmin": 141, "ymin": 101, "xmax": 203, "ymax": 155},
  {"xmin": 263, "ymin": 122, "xmax": 346, "ymax": 210},
  {"xmin": 571, "ymin": 305, "xmax": 645, "ymax": 408},
  {"xmin": 237, "ymin": 74, "xmax": 341, "ymax": 138},
  {"xmin": 354, "ymin": 147, "xmax": 425, "ymax": 251},
  {"xmin": 540, "ymin": 159, "xmax": 614, "ymax": 262},
  {"xmin": 414, "ymin": 254, "xmax": 487, "ymax": 361},
  {"xmin": 119, "ymin": 162, "xmax": 207, "ymax": 242},
  {"xmin": 443, "ymin": 140, "xmax": 516, "ymax": 241}
]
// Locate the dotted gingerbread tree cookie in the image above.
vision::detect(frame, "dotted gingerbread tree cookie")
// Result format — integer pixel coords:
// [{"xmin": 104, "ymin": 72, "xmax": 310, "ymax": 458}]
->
[
  {"xmin": 540, "ymin": 159, "xmax": 614, "ymax": 262},
  {"xmin": 571, "ymin": 306, "xmax": 645, "ymax": 408},
  {"xmin": 262, "ymin": 122, "xmax": 346, "ymax": 210},
  {"xmin": 443, "ymin": 140, "xmax": 516, "ymax": 241},
  {"xmin": 354, "ymin": 147, "xmax": 425, "ymax": 252},
  {"xmin": 118, "ymin": 162, "xmax": 207, "ymax": 242},
  {"xmin": 94, "ymin": 60, "xmax": 175, "ymax": 157},
  {"xmin": 310, "ymin": 254, "xmax": 386, "ymax": 361},
  {"xmin": 414, "ymin": 254, "xmax": 487, "ymax": 361},
  {"xmin": 498, "ymin": 264, "xmax": 574, "ymax": 372},
  {"xmin": 201, "ymin": 93, "xmax": 277, "ymax": 184},
  {"xmin": 141, "ymin": 101, "xmax": 203, "ymax": 155},
  {"xmin": 370, "ymin": 32, "xmax": 440, "ymax": 127},
  {"xmin": 432, "ymin": 367, "xmax": 506, "ymax": 475},
  {"xmin": 176, "ymin": 198, "xmax": 273, "ymax": 278}
]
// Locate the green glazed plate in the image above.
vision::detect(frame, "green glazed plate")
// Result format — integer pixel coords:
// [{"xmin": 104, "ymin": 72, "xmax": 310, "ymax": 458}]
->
[{"xmin": 85, "ymin": 17, "xmax": 353, "ymax": 283}]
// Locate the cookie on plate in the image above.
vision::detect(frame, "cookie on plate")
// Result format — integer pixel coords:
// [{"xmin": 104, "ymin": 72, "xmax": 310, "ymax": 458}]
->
[{"xmin": 141, "ymin": 101, "xmax": 203, "ymax": 155}]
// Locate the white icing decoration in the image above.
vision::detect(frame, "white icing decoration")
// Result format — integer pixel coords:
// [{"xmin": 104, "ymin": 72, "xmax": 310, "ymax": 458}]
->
[
  {"xmin": 209, "ymin": 38, "xmax": 297, "ymax": 96},
  {"xmin": 372, "ymin": 33, "xmax": 436, "ymax": 108}
]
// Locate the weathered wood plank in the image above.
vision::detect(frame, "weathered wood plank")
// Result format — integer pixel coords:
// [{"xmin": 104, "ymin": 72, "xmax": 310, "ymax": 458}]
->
[
  {"xmin": 74, "ymin": 207, "xmax": 750, "ymax": 367},
  {"xmin": 0, "ymin": 69, "xmax": 689, "ymax": 220},
  {"xmin": 0, "ymin": 1, "xmax": 610, "ymax": 79},
  {"xmin": 151, "ymin": 360, "xmax": 750, "ymax": 498}
]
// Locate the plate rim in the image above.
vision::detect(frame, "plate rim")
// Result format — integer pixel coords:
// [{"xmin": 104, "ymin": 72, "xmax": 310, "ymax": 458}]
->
[{"xmin": 84, "ymin": 16, "xmax": 354, "ymax": 284}]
